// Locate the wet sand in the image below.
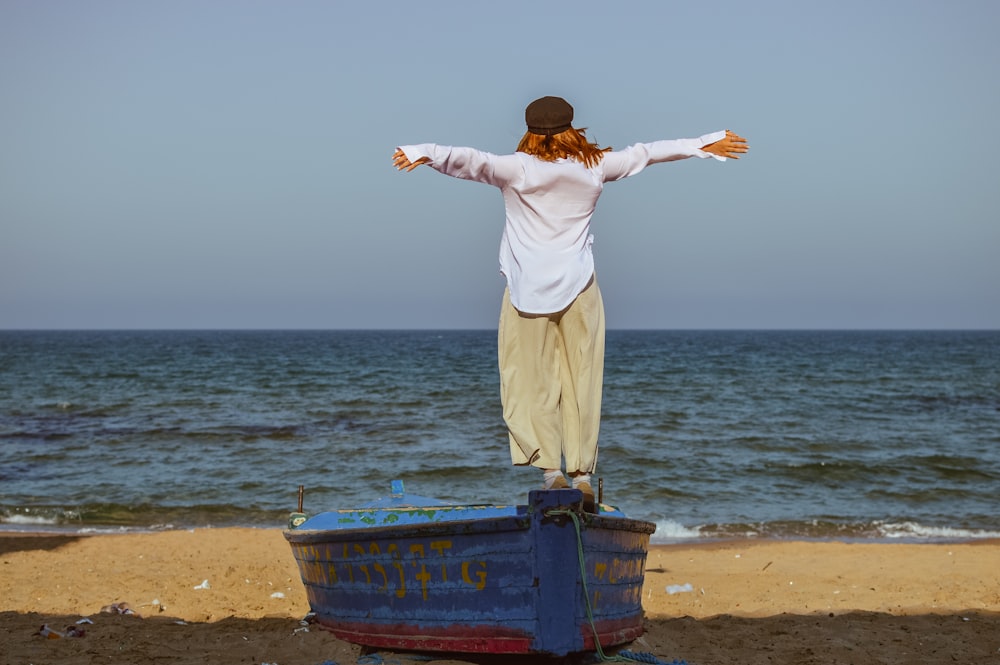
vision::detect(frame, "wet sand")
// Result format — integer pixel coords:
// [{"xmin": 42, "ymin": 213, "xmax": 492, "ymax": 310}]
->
[{"xmin": 2, "ymin": 529, "xmax": 998, "ymax": 664}]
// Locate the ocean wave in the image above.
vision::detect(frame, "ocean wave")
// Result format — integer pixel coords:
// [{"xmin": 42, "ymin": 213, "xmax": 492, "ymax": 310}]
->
[
  {"xmin": 872, "ymin": 520, "xmax": 1000, "ymax": 541},
  {"xmin": 649, "ymin": 520, "xmax": 704, "ymax": 542},
  {"xmin": 0, "ymin": 502, "xmax": 287, "ymax": 530},
  {"xmin": 0, "ymin": 508, "xmax": 70, "ymax": 527},
  {"xmin": 652, "ymin": 519, "xmax": 1000, "ymax": 543}
]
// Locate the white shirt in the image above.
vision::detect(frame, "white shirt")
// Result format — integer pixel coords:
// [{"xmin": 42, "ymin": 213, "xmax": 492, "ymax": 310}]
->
[{"xmin": 399, "ymin": 130, "xmax": 726, "ymax": 314}]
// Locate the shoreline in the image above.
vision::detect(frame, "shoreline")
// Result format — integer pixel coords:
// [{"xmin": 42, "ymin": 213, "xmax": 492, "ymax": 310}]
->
[
  {"xmin": 3, "ymin": 528, "xmax": 998, "ymax": 664},
  {"xmin": 4, "ymin": 522, "xmax": 1000, "ymax": 546}
]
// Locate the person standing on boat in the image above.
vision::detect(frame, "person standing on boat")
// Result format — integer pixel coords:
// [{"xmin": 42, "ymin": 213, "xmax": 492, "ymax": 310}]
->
[{"xmin": 393, "ymin": 96, "xmax": 748, "ymax": 512}]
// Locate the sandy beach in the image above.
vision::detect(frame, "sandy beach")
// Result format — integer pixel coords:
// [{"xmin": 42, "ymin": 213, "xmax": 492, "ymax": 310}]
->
[{"xmin": 1, "ymin": 528, "xmax": 998, "ymax": 664}]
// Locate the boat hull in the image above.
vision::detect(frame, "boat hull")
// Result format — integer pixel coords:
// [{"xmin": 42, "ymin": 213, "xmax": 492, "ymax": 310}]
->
[{"xmin": 285, "ymin": 489, "xmax": 655, "ymax": 656}]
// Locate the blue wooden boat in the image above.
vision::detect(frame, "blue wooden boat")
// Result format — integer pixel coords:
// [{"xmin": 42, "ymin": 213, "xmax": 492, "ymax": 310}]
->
[{"xmin": 284, "ymin": 481, "xmax": 656, "ymax": 656}]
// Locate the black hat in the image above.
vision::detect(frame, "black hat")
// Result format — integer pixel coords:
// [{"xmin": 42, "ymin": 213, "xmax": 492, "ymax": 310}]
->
[{"xmin": 525, "ymin": 96, "xmax": 574, "ymax": 136}]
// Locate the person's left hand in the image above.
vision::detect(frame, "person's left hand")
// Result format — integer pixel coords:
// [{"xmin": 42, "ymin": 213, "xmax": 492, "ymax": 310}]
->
[
  {"xmin": 393, "ymin": 149, "xmax": 430, "ymax": 171},
  {"xmin": 701, "ymin": 130, "xmax": 749, "ymax": 159}
]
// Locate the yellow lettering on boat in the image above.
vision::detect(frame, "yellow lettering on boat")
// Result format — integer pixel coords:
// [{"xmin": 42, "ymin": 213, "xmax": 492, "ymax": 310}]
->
[
  {"xmin": 387, "ymin": 543, "xmax": 406, "ymax": 597},
  {"xmin": 461, "ymin": 561, "xmax": 487, "ymax": 590},
  {"xmin": 295, "ymin": 538, "xmax": 492, "ymax": 599},
  {"xmin": 373, "ymin": 562, "xmax": 388, "ymax": 592},
  {"xmin": 393, "ymin": 561, "xmax": 406, "ymax": 597},
  {"xmin": 430, "ymin": 540, "xmax": 453, "ymax": 582},
  {"xmin": 413, "ymin": 563, "xmax": 431, "ymax": 600}
]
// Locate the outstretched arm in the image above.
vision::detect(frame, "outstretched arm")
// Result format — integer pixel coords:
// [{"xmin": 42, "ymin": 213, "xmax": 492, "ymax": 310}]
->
[
  {"xmin": 701, "ymin": 130, "xmax": 749, "ymax": 159},
  {"xmin": 393, "ymin": 148, "xmax": 430, "ymax": 172},
  {"xmin": 393, "ymin": 144, "xmax": 522, "ymax": 186}
]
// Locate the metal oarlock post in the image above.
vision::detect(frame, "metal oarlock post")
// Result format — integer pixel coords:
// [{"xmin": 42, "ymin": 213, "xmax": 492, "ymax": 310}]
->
[{"xmin": 288, "ymin": 485, "xmax": 307, "ymax": 529}]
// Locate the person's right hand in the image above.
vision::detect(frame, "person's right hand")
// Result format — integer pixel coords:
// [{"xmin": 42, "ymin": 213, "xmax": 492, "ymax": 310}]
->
[{"xmin": 701, "ymin": 130, "xmax": 749, "ymax": 159}]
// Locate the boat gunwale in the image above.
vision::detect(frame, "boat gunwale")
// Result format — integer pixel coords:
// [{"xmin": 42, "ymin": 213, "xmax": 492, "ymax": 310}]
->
[
  {"xmin": 284, "ymin": 509, "xmax": 656, "ymax": 545},
  {"xmin": 283, "ymin": 513, "xmax": 531, "ymax": 544}
]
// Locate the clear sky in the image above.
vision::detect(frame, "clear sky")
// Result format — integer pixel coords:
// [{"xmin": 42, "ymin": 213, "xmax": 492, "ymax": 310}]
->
[{"xmin": 2, "ymin": 0, "xmax": 998, "ymax": 330}]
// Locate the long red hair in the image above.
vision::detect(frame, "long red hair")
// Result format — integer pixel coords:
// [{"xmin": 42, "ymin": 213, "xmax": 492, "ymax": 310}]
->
[{"xmin": 516, "ymin": 127, "xmax": 610, "ymax": 168}]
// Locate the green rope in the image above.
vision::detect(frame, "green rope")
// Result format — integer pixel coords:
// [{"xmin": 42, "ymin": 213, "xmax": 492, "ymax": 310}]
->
[{"xmin": 548, "ymin": 509, "xmax": 686, "ymax": 665}]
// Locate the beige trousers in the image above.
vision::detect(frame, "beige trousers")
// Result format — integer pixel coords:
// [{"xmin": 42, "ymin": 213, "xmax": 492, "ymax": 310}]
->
[{"xmin": 498, "ymin": 277, "xmax": 605, "ymax": 474}]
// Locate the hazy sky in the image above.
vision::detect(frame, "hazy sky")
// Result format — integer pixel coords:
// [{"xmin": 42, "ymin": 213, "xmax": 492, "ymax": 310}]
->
[{"xmin": 2, "ymin": 0, "xmax": 998, "ymax": 329}]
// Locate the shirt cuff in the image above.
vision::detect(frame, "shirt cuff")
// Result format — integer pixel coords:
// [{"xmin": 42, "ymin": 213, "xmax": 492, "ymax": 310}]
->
[
  {"xmin": 398, "ymin": 144, "xmax": 434, "ymax": 165},
  {"xmin": 697, "ymin": 130, "xmax": 728, "ymax": 161}
]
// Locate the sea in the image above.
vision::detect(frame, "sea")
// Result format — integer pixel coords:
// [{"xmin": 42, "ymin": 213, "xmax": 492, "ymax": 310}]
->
[{"xmin": 1, "ymin": 329, "xmax": 998, "ymax": 543}]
